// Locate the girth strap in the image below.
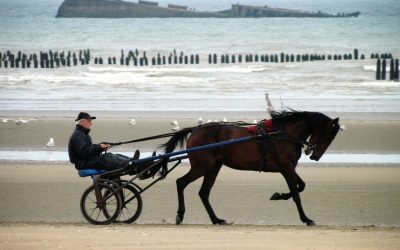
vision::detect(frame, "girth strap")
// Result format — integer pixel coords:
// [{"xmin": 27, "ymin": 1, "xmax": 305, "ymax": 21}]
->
[{"xmin": 256, "ymin": 120, "xmax": 269, "ymax": 172}]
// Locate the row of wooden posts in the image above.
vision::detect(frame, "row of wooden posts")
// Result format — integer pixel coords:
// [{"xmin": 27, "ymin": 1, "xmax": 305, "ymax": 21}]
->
[
  {"xmin": 0, "ymin": 49, "xmax": 396, "ymax": 70},
  {"xmin": 376, "ymin": 58, "xmax": 400, "ymax": 81},
  {"xmin": 0, "ymin": 50, "xmax": 90, "ymax": 68}
]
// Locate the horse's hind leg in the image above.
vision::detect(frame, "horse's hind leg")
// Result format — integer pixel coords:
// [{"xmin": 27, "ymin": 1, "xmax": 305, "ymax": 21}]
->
[
  {"xmin": 198, "ymin": 163, "xmax": 226, "ymax": 225},
  {"xmin": 282, "ymin": 170, "xmax": 315, "ymax": 226},
  {"xmin": 270, "ymin": 173, "xmax": 305, "ymax": 200},
  {"xmin": 176, "ymin": 169, "xmax": 202, "ymax": 225}
]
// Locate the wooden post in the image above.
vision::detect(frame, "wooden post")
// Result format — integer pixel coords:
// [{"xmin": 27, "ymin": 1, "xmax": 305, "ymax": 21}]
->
[
  {"xmin": 190, "ymin": 54, "xmax": 194, "ymax": 64},
  {"xmin": 232, "ymin": 55, "xmax": 235, "ymax": 63},
  {"xmin": 94, "ymin": 58, "xmax": 98, "ymax": 64},
  {"xmin": 376, "ymin": 59, "xmax": 381, "ymax": 80},
  {"xmin": 395, "ymin": 59, "xmax": 399, "ymax": 80},
  {"xmin": 208, "ymin": 54, "xmax": 212, "ymax": 64},
  {"xmin": 152, "ymin": 57, "xmax": 156, "ymax": 65},
  {"xmin": 354, "ymin": 49, "xmax": 359, "ymax": 60},
  {"xmin": 139, "ymin": 58, "xmax": 144, "ymax": 66},
  {"xmin": 265, "ymin": 55, "xmax": 269, "ymax": 63},
  {"xmin": 157, "ymin": 54, "xmax": 162, "ymax": 65},
  {"xmin": 34, "ymin": 60, "xmax": 38, "ymax": 68},
  {"xmin": 99, "ymin": 58, "xmax": 103, "ymax": 65},
  {"xmin": 221, "ymin": 55, "xmax": 225, "ymax": 64},
  {"xmin": 280, "ymin": 52, "xmax": 284, "ymax": 63},
  {"xmin": 249, "ymin": 54, "xmax": 253, "ymax": 62},
  {"xmin": 270, "ymin": 55, "xmax": 274, "ymax": 63},
  {"xmin": 382, "ymin": 59, "xmax": 387, "ymax": 80},
  {"xmin": 226, "ymin": 54, "xmax": 230, "ymax": 64},
  {"xmin": 184, "ymin": 55, "xmax": 188, "ymax": 64},
  {"xmin": 162, "ymin": 56, "xmax": 166, "ymax": 65},
  {"xmin": 285, "ymin": 54, "xmax": 289, "ymax": 62},
  {"xmin": 238, "ymin": 54, "xmax": 242, "ymax": 63},
  {"xmin": 290, "ymin": 54, "xmax": 294, "ymax": 62},
  {"xmin": 361, "ymin": 54, "xmax": 365, "ymax": 60},
  {"xmin": 112, "ymin": 57, "xmax": 116, "ymax": 64},
  {"xmin": 174, "ymin": 55, "xmax": 178, "ymax": 64},
  {"xmin": 196, "ymin": 55, "xmax": 200, "ymax": 64},
  {"xmin": 168, "ymin": 55, "xmax": 172, "ymax": 64},
  {"xmin": 133, "ymin": 57, "xmax": 138, "ymax": 66},
  {"xmin": 389, "ymin": 59, "xmax": 394, "ymax": 80},
  {"xmin": 213, "ymin": 54, "xmax": 217, "ymax": 64},
  {"xmin": 179, "ymin": 55, "xmax": 183, "ymax": 64},
  {"xmin": 254, "ymin": 54, "xmax": 258, "ymax": 62},
  {"xmin": 108, "ymin": 57, "xmax": 112, "ymax": 64},
  {"xmin": 344, "ymin": 54, "xmax": 348, "ymax": 60},
  {"xmin": 296, "ymin": 55, "xmax": 301, "ymax": 62}
]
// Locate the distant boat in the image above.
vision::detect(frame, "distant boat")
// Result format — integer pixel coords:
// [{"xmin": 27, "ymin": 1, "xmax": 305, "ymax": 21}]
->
[{"xmin": 56, "ymin": 0, "xmax": 361, "ymax": 18}]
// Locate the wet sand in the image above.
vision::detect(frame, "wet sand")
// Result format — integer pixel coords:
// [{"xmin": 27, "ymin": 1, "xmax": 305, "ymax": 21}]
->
[{"xmin": 0, "ymin": 163, "xmax": 399, "ymax": 226}]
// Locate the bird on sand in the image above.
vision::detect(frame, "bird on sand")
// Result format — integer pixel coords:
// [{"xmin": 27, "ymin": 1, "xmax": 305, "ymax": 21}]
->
[{"xmin": 46, "ymin": 138, "xmax": 55, "ymax": 147}]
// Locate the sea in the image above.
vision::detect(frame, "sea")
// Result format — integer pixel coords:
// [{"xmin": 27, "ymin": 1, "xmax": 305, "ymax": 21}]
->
[
  {"xmin": 0, "ymin": 0, "xmax": 399, "ymax": 163},
  {"xmin": 0, "ymin": 0, "xmax": 400, "ymax": 115}
]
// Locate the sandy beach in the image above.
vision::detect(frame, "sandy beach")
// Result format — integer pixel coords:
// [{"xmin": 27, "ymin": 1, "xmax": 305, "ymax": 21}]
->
[
  {"xmin": 0, "ymin": 115, "xmax": 399, "ymax": 249},
  {"xmin": 0, "ymin": 116, "xmax": 399, "ymax": 153}
]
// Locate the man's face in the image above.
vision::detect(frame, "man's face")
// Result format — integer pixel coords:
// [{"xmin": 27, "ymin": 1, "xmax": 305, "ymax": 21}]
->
[{"xmin": 79, "ymin": 119, "xmax": 93, "ymax": 130}]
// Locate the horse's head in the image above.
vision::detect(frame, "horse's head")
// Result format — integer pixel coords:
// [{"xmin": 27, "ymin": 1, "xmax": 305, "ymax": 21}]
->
[{"xmin": 308, "ymin": 117, "xmax": 341, "ymax": 161}]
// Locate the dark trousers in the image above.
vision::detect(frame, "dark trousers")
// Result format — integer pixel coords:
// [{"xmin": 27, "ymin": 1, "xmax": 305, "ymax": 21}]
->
[{"xmin": 83, "ymin": 153, "xmax": 131, "ymax": 171}]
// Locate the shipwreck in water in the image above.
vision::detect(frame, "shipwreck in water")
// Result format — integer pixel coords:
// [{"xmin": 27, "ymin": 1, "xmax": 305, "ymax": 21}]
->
[{"xmin": 56, "ymin": 0, "xmax": 361, "ymax": 18}]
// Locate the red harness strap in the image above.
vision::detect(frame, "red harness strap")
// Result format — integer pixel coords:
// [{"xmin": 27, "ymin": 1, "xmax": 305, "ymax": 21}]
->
[{"xmin": 247, "ymin": 119, "xmax": 274, "ymax": 134}]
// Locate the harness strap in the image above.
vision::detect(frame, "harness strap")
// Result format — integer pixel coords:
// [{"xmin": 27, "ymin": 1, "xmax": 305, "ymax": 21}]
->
[{"xmin": 256, "ymin": 120, "xmax": 269, "ymax": 172}]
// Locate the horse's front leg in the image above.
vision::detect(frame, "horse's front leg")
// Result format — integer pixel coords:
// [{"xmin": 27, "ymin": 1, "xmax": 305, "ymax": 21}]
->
[
  {"xmin": 281, "ymin": 170, "xmax": 315, "ymax": 226},
  {"xmin": 270, "ymin": 172, "xmax": 305, "ymax": 200}
]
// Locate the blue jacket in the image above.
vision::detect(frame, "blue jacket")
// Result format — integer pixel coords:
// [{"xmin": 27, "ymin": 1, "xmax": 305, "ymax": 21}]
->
[{"xmin": 68, "ymin": 125, "xmax": 102, "ymax": 169}]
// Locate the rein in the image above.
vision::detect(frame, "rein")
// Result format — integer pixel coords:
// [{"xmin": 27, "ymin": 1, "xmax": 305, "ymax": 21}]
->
[{"xmin": 102, "ymin": 131, "xmax": 180, "ymax": 148}]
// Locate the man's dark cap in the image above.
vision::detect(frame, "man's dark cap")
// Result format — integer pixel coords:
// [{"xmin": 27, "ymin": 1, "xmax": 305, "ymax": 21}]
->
[{"xmin": 75, "ymin": 112, "xmax": 96, "ymax": 121}]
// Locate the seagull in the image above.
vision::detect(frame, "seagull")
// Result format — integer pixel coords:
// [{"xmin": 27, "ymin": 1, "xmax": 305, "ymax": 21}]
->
[
  {"xmin": 197, "ymin": 117, "xmax": 203, "ymax": 125},
  {"xmin": 15, "ymin": 118, "xmax": 28, "ymax": 125},
  {"xmin": 2, "ymin": 118, "xmax": 9, "ymax": 123},
  {"xmin": 15, "ymin": 118, "xmax": 38, "ymax": 125},
  {"xmin": 171, "ymin": 120, "xmax": 179, "ymax": 126},
  {"xmin": 172, "ymin": 126, "xmax": 180, "ymax": 131},
  {"xmin": 129, "ymin": 118, "xmax": 136, "ymax": 125},
  {"xmin": 46, "ymin": 138, "xmax": 55, "ymax": 147},
  {"xmin": 340, "ymin": 125, "xmax": 346, "ymax": 131},
  {"xmin": 265, "ymin": 93, "xmax": 274, "ymax": 113},
  {"xmin": 207, "ymin": 119, "xmax": 212, "ymax": 123},
  {"xmin": 222, "ymin": 118, "xmax": 227, "ymax": 122},
  {"xmin": 253, "ymin": 119, "xmax": 258, "ymax": 124}
]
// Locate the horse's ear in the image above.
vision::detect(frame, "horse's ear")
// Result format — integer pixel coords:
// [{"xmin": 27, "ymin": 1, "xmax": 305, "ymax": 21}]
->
[{"xmin": 332, "ymin": 118, "xmax": 340, "ymax": 128}]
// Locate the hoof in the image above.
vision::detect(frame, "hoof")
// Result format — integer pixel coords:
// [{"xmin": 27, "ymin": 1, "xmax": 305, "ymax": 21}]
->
[
  {"xmin": 270, "ymin": 192, "xmax": 281, "ymax": 200},
  {"xmin": 175, "ymin": 215, "xmax": 183, "ymax": 225},
  {"xmin": 307, "ymin": 221, "xmax": 316, "ymax": 227},
  {"xmin": 215, "ymin": 220, "xmax": 233, "ymax": 225}
]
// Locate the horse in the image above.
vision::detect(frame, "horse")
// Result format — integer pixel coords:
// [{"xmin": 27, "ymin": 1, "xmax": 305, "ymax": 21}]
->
[{"xmin": 160, "ymin": 110, "xmax": 341, "ymax": 226}]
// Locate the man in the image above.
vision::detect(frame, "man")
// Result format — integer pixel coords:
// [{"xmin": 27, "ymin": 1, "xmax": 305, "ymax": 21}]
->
[{"xmin": 68, "ymin": 112, "xmax": 135, "ymax": 171}]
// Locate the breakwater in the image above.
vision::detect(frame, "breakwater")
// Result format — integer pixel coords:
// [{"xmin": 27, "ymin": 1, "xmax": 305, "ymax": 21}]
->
[{"xmin": 1, "ymin": 49, "xmax": 399, "ymax": 82}]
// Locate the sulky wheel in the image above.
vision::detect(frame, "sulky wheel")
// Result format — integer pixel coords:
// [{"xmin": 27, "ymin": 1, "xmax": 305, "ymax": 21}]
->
[
  {"xmin": 111, "ymin": 180, "xmax": 143, "ymax": 224},
  {"xmin": 80, "ymin": 182, "xmax": 122, "ymax": 225}
]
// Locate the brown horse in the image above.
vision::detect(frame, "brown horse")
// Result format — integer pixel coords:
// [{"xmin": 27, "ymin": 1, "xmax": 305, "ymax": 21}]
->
[{"xmin": 161, "ymin": 110, "xmax": 341, "ymax": 226}]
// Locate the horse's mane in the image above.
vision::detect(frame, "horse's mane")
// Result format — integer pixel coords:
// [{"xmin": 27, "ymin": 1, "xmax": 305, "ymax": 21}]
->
[{"xmin": 270, "ymin": 109, "xmax": 331, "ymax": 128}]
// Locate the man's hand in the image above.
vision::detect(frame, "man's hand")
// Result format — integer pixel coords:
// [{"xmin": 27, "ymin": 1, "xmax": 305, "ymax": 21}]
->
[{"xmin": 99, "ymin": 143, "xmax": 110, "ymax": 151}]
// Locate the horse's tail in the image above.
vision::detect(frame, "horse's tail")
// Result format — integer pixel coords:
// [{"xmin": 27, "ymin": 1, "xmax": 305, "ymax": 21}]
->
[
  {"xmin": 139, "ymin": 127, "xmax": 195, "ymax": 180},
  {"xmin": 160, "ymin": 126, "xmax": 195, "ymax": 153}
]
